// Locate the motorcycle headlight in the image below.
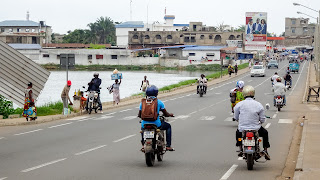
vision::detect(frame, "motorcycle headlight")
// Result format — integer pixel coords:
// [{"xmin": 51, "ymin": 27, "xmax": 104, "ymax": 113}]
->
[{"xmin": 94, "ymin": 94, "xmax": 98, "ymax": 98}]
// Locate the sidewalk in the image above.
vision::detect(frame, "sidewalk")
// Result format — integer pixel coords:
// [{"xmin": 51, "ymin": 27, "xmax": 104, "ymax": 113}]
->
[
  {"xmin": 0, "ymin": 67, "xmax": 250, "ymax": 127},
  {"xmin": 294, "ymin": 62, "xmax": 320, "ymax": 180}
]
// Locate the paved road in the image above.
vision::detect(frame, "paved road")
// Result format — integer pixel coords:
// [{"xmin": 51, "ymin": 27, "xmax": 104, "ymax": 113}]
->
[{"xmin": 0, "ymin": 60, "xmax": 309, "ymax": 180}]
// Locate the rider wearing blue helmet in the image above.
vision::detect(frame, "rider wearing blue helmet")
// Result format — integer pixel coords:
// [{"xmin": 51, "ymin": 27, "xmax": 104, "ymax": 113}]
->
[
  {"xmin": 230, "ymin": 81, "xmax": 245, "ymax": 113},
  {"xmin": 138, "ymin": 85, "xmax": 175, "ymax": 151}
]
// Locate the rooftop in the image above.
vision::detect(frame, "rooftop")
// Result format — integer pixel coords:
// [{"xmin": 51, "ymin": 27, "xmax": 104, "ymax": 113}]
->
[
  {"xmin": 115, "ymin": 21, "xmax": 144, "ymax": 28},
  {"xmin": 182, "ymin": 46, "xmax": 226, "ymax": 51},
  {"xmin": 8, "ymin": 44, "xmax": 42, "ymax": 50},
  {"xmin": 0, "ymin": 20, "xmax": 50, "ymax": 27}
]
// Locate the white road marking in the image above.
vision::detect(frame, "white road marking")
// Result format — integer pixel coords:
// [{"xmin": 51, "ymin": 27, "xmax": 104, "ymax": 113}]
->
[
  {"xmin": 177, "ymin": 96, "xmax": 185, "ymax": 99},
  {"xmin": 272, "ymin": 114, "xmax": 277, "ymax": 119},
  {"xmin": 238, "ymin": 157, "xmax": 243, "ymax": 160},
  {"xmin": 264, "ymin": 93, "xmax": 273, "ymax": 95},
  {"xmin": 121, "ymin": 116, "xmax": 137, "ymax": 120},
  {"xmin": 75, "ymin": 145, "xmax": 107, "ymax": 155},
  {"xmin": 105, "ymin": 112, "xmax": 116, "ymax": 115},
  {"xmin": 119, "ymin": 109, "xmax": 132, "ymax": 113},
  {"xmin": 290, "ymin": 61, "xmax": 307, "ymax": 96},
  {"xmin": 224, "ymin": 117, "xmax": 233, "ymax": 122},
  {"xmin": 21, "ymin": 158, "xmax": 67, "ymax": 172},
  {"xmin": 0, "ymin": 137, "xmax": 4, "ymax": 140},
  {"xmin": 48, "ymin": 122, "xmax": 73, "ymax": 129},
  {"xmin": 308, "ymin": 105, "xmax": 320, "ymax": 111},
  {"xmin": 14, "ymin": 129, "xmax": 43, "ymax": 136},
  {"xmin": 215, "ymin": 93, "xmax": 221, "ymax": 95},
  {"xmin": 162, "ymin": 100, "xmax": 168, "ymax": 102},
  {"xmin": 265, "ymin": 123, "xmax": 271, "ymax": 129},
  {"xmin": 113, "ymin": 134, "xmax": 136, "ymax": 143},
  {"xmin": 186, "ymin": 94, "xmax": 192, "ymax": 97},
  {"xmin": 230, "ymin": 113, "xmax": 233, "ymax": 116},
  {"xmin": 96, "ymin": 116, "xmax": 114, "ymax": 120},
  {"xmin": 78, "ymin": 119, "xmax": 89, "ymax": 122},
  {"xmin": 174, "ymin": 115, "xmax": 190, "ymax": 120},
  {"xmin": 188, "ymin": 111, "xmax": 197, "ymax": 116},
  {"xmin": 276, "ymin": 111, "xmax": 279, "ymax": 114},
  {"xmin": 68, "ymin": 116, "xmax": 88, "ymax": 121},
  {"xmin": 248, "ymin": 80, "xmax": 253, "ymax": 82},
  {"xmin": 170, "ymin": 120, "xmax": 176, "ymax": 123},
  {"xmin": 199, "ymin": 116, "xmax": 216, "ymax": 121},
  {"xmin": 210, "ymin": 88, "xmax": 214, "ymax": 90},
  {"xmin": 220, "ymin": 164, "xmax": 238, "ymax": 180},
  {"xmin": 278, "ymin": 119, "xmax": 293, "ymax": 124},
  {"xmin": 0, "ymin": 177, "xmax": 7, "ymax": 180},
  {"xmin": 169, "ymin": 98, "xmax": 177, "ymax": 101}
]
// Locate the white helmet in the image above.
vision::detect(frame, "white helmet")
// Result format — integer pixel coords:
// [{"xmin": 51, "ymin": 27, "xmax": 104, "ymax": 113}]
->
[
  {"xmin": 94, "ymin": 72, "xmax": 99, "ymax": 77},
  {"xmin": 243, "ymin": 85, "xmax": 255, "ymax": 98},
  {"xmin": 236, "ymin": 81, "xmax": 245, "ymax": 89}
]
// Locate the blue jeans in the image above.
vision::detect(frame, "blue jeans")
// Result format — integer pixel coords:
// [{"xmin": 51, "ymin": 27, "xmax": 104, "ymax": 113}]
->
[
  {"xmin": 141, "ymin": 122, "xmax": 172, "ymax": 147},
  {"xmin": 274, "ymin": 95, "xmax": 286, "ymax": 105}
]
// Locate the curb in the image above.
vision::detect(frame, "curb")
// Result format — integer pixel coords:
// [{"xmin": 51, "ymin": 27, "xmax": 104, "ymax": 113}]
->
[{"xmin": 293, "ymin": 119, "xmax": 307, "ymax": 180}]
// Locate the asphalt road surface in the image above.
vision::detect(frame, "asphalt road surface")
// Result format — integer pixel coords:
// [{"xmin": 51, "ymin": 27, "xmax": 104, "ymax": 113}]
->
[{"xmin": 0, "ymin": 60, "xmax": 309, "ymax": 180}]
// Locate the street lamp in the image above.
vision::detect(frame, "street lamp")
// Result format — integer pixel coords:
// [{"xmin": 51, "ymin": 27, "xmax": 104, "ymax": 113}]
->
[{"xmin": 297, "ymin": 11, "xmax": 318, "ymax": 22}]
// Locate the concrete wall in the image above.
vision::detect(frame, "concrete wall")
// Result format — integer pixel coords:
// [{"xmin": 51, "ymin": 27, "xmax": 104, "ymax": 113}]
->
[{"xmin": 182, "ymin": 50, "xmax": 221, "ymax": 61}]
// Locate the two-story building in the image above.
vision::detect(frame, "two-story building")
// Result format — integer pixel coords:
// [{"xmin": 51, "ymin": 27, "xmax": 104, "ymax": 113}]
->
[{"xmin": 284, "ymin": 17, "xmax": 315, "ymax": 47}]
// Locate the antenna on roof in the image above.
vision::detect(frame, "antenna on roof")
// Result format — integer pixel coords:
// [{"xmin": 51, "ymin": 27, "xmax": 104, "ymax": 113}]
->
[{"xmin": 26, "ymin": 11, "xmax": 30, "ymax": 21}]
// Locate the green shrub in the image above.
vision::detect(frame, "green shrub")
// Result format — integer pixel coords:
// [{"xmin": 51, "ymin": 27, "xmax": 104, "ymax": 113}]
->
[{"xmin": 0, "ymin": 95, "xmax": 15, "ymax": 119}]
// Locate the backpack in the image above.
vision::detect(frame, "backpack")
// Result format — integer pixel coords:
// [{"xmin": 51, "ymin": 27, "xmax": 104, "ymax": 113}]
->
[
  {"xmin": 141, "ymin": 98, "xmax": 158, "ymax": 121},
  {"xmin": 230, "ymin": 89, "xmax": 237, "ymax": 103}
]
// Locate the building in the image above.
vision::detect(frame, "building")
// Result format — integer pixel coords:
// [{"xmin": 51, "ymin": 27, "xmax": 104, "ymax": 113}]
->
[
  {"xmin": 0, "ymin": 13, "xmax": 52, "ymax": 46},
  {"xmin": 284, "ymin": 17, "xmax": 315, "ymax": 47},
  {"xmin": 115, "ymin": 15, "xmax": 189, "ymax": 47}
]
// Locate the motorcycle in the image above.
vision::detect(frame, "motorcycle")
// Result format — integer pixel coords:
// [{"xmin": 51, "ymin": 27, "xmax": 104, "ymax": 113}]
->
[
  {"xmin": 285, "ymin": 81, "xmax": 291, "ymax": 90},
  {"xmin": 198, "ymin": 83, "xmax": 205, "ymax": 97},
  {"xmin": 141, "ymin": 115, "xmax": 167, "ymax": 167},
  {"xmin": 83, "ymin": 86, "xmax": 100, "ymax": 114},
  {"xmin": 240, "ymin": 130, "xmax": 265, "ymax": 170},
  {"xmin": 275, "ymin": 95, "xmax": 284, "ymax": 111}
]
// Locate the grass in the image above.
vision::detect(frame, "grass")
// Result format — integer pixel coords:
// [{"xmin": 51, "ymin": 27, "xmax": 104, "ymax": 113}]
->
[{"xmin": 13, "ymin": 102, "xmax": 73, "ymax": 117}]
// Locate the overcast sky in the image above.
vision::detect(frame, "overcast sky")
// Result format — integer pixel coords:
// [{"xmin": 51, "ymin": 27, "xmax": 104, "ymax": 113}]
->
[{"xmin": 1, "ymin": 0, "xmax": 319, "ymax": 35}]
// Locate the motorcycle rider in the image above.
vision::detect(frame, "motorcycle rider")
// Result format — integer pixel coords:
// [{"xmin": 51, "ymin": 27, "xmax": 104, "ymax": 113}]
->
[
  {"xmin": 271, "ymin": 72, "xmax": 280, "ymax": 86},
  {"xmin": 87, "ymin": 72, "xmax": 102, "ymax": 113},
  {"xmin": 230, "ymin": 81, "xmax": 245, "ymax": 114},
  {"xmin": 138, "ymin": 85, "xmax": 175, "ymax": 151},
  {"xmin": 197, "ymin": 74, "xmax": 208, "ymax": 94},
  {"xmin": 272, "ymin": 77, "xmax": 287, "ymax": 106},
  {"xmin": 234, "ymin": 85, "xmax": 271, "ymax": 160},
  {"xmin": 284, "ymin": 72, "xmax": 292, "ymax": 88}
]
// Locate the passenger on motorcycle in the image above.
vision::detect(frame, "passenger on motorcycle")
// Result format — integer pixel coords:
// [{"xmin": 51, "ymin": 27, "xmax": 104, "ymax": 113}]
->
[
  {"xmin": 271, "ymin": 72, "xmax": 280, "ymax": 86},
  {"xmin": 87, "ymin": 72, "xmax": 102, "ymax": 113},
  {"xmin": 230, "ymin": 81, "xmax": 245, "ymax": 113},
  {"xmin": 138, "ymin": 85, "xmax": 175, "ymax": 151},
  {"xmin": 197, "ymin": 74, "xmax": 208, "ymax": 94},
  {"xmin": 234, "ymin": 85, "xmax": 271, "ymax": 160},
  {"xmin": 272, "ymin": 77, "xmax": 287, "ymax": 106},
  {"xmin": 284, "ymin": 72, "xmax": 292, "ymax": 87}
]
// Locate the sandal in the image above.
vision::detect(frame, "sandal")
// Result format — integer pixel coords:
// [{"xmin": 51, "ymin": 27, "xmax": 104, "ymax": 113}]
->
[
  {"xmin": 140, "ymin": 147, "xmax": 145, "ymax": 152},
  {"xmin": 166, "ymin": 147, "xmax": 175, "ymax": 151}
]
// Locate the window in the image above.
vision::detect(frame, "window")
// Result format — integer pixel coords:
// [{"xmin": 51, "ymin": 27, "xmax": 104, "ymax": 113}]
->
[
  {"xmin": 167, "ymin": 35, "xmax": 172, "ymax": 39},
  {"xmin": 191, "ymin": 36, "xmax": 196, "ymax": 42},
  {"xmin": 57, "ymin": 55, "xmax": 60, "ymax": 59},
  {"xmin": 229, "ymin": 35, "xmax": 235, "ymax": 40},
  {"xmin": 25, "ymin": 28, "xmax": 30, "ymax": 32},
  {"xmin": 292, "ymin": 20, "xmax": 296, "ymax": 25},
  {"xmin": 17, "ymin": 28, "xmax": 21, "ymax": 32},
  {"xmin": 134, "ymin": 28, "xmax": 137, "ymax": 31},
  {"xmin": 184, "ymin": 36, "xmax": 190, "ymax": 42},
  {"xmin": 146, "ymin": 28, "xmax": 150, "ymax": 31},
  {"xmin": 8, "ymin": 28, "xmax": 13, "ymax": 32},
  {"xmin": 236, "ymin": 35, "xmax": 241, "ymax": 38},
  {"xmin": 189, "ymin": 53, "xmax": 196, "ymax": 56},
  {"xmin": 156, "ymin": 35, "xmax": 161, "ymax": 39},
  {"xmin": 214, "ymin": 35, "xmax": 221, "ymax": 43},
  {"xmin": 0, "ymin": 28, "xmax": 4, "ymax": 32},
  {"xmin": 32, "ymin": 29, "xmax": 35, "ymax": 32},
  {"xmin": 209, "ymin": 35, "xmax": 213, "ymax": 39},
  {"xmin": 133, "ymin": 35, "xmax": 139, "ymax": 39},
  {"xmin": 111, "ymin": 55, "xmax": 118, "ymax": 59},
  {"xmin": 43, "ymin": 54, "xmax": 49, "ymax": 58},
  {"xmin": 200, "ymin": 35, "xmax": 205, "ymax": 40},
  {"xmin": 206, "ymin": 53, "xmax": 215, "ymax": 57},
  {"xmin": 88, "ymin": 55, "xmax": 92, "ymax": 59},
  {"xmin": 96, "ymin": 55, "xmax": 103, "ymax": 59},
  {"xmin": 145, "ymin": 35, "xmax": 150, "ymax": 39},
  {"xmin": 291, "ymin": 28, "xmax": 296, "ymax": 33}
]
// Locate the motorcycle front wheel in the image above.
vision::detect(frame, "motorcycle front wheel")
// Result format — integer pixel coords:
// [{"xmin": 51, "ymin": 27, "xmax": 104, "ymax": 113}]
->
[
  {"xmin": 145, "ymin": 152, "xmax": 155, "ymax": 167},
  {"xmin": 247, "ymin": 154, "xmax": 254, "ymax": 170},
  {"xmin": 278, "ymin": 107, "xmax": 281, "ymax": 111},
  {"xmin": 89, "ymin": 102, "xmax": 92, "ymax": 114}
]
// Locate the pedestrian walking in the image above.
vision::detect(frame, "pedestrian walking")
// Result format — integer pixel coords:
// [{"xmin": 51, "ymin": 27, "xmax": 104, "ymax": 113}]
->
[
  {"xmin": 140, "ymin": 76, "xmax": 149, "ymax": 92},
  {"xmin": 22, "ymin": 82, "xmax": 34, "ymax": 121},
  {"xmin": 111, "ymin": 77, "xmax": 122, "ymax": 106},
  {"xmin": 249, "ymin": 60, "xmax": 252, "ymax": 69},
  {"xmin": 228, "ymin": 64, "xmax": 234, "ymax": 77},
  {"xmin": 234, "ymin": 64, "xmax": 238, "ymax": 75},
  {"xmin": 61, "ymin": 80, "xmax": 73, "ymax": 113}
]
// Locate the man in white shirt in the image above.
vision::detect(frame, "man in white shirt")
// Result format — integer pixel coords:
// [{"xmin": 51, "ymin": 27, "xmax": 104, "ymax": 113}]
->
[
  {"xmin": 234, "ymin": 85, "xmax": 271, "ymax": 160},
  {"xmin": 271, "ymin": 72, "xmax": 280, "ymax": 86},
  {"xmin": 197, "ymin": 74, "xmax": 208, "ymax": 94},
  {"xmin": 272, "ymin": 77, "xmax": 287, "ymax": 106}
]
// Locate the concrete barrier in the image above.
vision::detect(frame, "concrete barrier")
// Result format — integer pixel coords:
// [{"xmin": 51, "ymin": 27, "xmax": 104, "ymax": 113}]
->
[{"xmin": 8, "ymin": 114, "xmax": 20, "ymax": 119}]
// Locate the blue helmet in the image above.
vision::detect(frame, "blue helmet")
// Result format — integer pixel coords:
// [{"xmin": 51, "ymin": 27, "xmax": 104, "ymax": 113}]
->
[
  {"xmin": 236, "ymin": 81, "xmax": 244, "ymax": 89},
  {"xmin": 146, "ymin": 85, "xmax": 158, "ymax": 97}
]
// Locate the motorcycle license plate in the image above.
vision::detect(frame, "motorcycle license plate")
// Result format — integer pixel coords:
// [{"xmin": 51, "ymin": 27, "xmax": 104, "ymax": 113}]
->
[
  {"xmin": 276, "ymin": 99, "xmax": 282, "ymax": 103},
  {"xmin": 144, "ymin": 131, "xmax": 154, "ymax": 138},
  {"xmin": 243, "ymin": 140, "xmax": 255, "ymax": 146}
]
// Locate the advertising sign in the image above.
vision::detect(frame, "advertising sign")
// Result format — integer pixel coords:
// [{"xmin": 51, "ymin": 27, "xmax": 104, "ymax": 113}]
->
[{"xmin": 245, "ymin": 12, "xmax": 267, "ymax": 51}]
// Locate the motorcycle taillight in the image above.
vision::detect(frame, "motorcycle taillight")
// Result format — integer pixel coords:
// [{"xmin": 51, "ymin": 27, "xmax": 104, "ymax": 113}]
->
[
  {"xmin": 277, "ymin": 96, "xmax": 281, "ymax": 99},
  {"xmin": 145, "ymin": 125, "xmax": 153, "ymax": 129},
  {"xmin": 246, "ymin": 132, "xmax": 254, "ymax": 138}
]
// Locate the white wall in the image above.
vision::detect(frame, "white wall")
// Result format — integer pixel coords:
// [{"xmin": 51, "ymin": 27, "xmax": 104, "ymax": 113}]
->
[
  {"xmin": 182, "ymin": 50, "xmax": 221, "ymax": 61},
  {"xmin": 116, "ymin": 27, "xmax": 145, "ymax": 47}
]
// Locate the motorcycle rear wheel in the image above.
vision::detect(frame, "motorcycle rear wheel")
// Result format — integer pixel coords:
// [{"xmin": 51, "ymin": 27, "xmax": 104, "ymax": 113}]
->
[
  {"xmin": 157, "ymin": 146, "xmax": 164, "ymax": 161},
  {"xmin": 247, "ymin": 154, "xmax": 254, "ymax": 170},
  {"xmin": 89, "ymin": 102, "xmax": 92, "ymax": 114},
  {"xmin": 145, "ymin": 152, "xmax": 155, "ymax": 167},
  {"xmin": 278, "ymin": 107, "xmax": 281, "ymax": 111}
]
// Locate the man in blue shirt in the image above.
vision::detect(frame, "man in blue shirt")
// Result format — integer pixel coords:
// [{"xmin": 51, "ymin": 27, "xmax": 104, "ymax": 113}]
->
[
  {"xmin": 87, "ymin": 72, "xmax": 102, "ymax": 112},
  {"xmin": 138, "ymin": 85, "xmax": 175, "ymax": 151}
]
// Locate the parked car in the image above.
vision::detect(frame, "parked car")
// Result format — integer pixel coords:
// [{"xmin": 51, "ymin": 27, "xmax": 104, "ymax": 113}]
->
[
  {"xmin": 251, "ymin": 65, "xmax": 265, "ymax": 77},
  {"xmin": 267, "ymin": 60, "xmax": 279, "ymax": 69}
]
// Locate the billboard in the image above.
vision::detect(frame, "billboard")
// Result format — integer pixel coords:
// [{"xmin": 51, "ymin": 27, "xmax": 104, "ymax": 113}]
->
[{"xmin": 245, "ymin": 12, "xmax": 267, "ymax": 51}]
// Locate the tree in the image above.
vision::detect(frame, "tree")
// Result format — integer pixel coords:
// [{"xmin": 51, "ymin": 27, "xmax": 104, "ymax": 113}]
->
[
  {"xmin": 216, "ymin": 22, "xmax": 226, "ymax": 32},
  {"xmin": 234, "ymin": 25, "xmax": 245, "ymax": 32},
  {"xmin": 88, "ymin": 16, "xmax": 116, "ymax": 45},
  {"xmin": 0, "ymin": 95, "xmax": 15, "ymax": 119},
  {"xmin": 62, "ymin": 29, "xmax": 92, "ymax": 44}
]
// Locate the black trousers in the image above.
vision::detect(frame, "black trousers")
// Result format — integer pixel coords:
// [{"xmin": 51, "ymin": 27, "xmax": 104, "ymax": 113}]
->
[{"xmin": 236, "ymin": 127, "xmax": 270, "ymax": 148}]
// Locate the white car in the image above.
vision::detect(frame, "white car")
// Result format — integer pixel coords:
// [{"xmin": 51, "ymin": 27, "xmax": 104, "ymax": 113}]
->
[{"xmin": 251, "ymin": 65, "xmax": 265, "ymax": 77}]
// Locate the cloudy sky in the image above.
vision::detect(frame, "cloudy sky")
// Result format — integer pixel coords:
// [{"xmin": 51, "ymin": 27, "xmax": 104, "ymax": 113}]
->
[{"xmin": 1, "ymin": 0, "xmax": 319, "ymax": 35}]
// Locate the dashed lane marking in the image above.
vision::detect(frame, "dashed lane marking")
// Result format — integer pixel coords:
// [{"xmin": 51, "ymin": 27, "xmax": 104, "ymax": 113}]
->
[
  {"xmin": 75, "ymin": 145, "xmax": 107, "ymax": 156},
  {"xmin": 105, "ymin": 112, "xmax": 116, "ymax": 115},
  {"xmin": 220, "ymin": 164, "xmax": 238, "ymax": 180},
  {"xmin": 0, "ymin": 137, "xmax": 4, "ymax": 140},
  {"xmin": 0, "ymin": 177, "xmax": 7, "ymax": 180},
  {"xmin": 113, "ymin": 134, "xmax": 136, "ymax": 143},
  {"xmin": 248, "ymin": 80, "xmax": 253, "ymax": 82},
  {"xmin": 215, "ymin": 93, "xmax": 221, "ymax": 95},
  {"xmin": 14, "ymin": 129, "xmax": 43, "ymax": 136},
  {"xmin": 238, "ymin": 157, "xmax": 243, "ymax": 160},
  {"xmin": 307, "ymin": 105, "xmax": 320, "ymax": 111},
  {"xmin": 119, "ymin": 109, "xmax": 132, "ymax": 113},
  {"xmin": 48, "ymin": 122, "xmax": 73, "ymax": 129},
  {"xmin": 188, "ymin": 111, "xmax": 197, "ymax": 116},
  {"xmin": 199, "ymin": 116, "xmax": 216, "ymax": 121},
  {"xmin": 265, "ymin": 123, "xmax": 271, "ymax": 129},
  {"xmin": 224, "ymin": 117, "xmax": 233, "ymax": 122},
  {"xmin": 95, "ymin": 116, "xmax": 114, "ymax": 120},
  {"xmin": 173, "ymin": 115, "xmax": 190, "ymax": 120},
  {"xmin": 278, "ymin": 119, "xmax": 293, "ymax": 124},
  {"xmin": 21, "ymin": 158, "xmax": 67, "ymax": 173},
  {"xmin": 121, "ymin": 116, "xmax": 137, "ymax": 120},
  {"xmin": 289, "ymin": 61, "xmax": 307, "ymax": 96},
  {"xmin": 272, "ymin": 114, "xmax": 277, "ymax": 119},
  {"xmin": 67, "ymin": 116, "xmax": 88, "ymax": 121}
]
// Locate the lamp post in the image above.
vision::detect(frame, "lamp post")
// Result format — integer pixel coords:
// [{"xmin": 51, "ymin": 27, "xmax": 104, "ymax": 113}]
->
[{"xmin": 294, "ymin": 3, "xmax": 320, "ymax": 84}]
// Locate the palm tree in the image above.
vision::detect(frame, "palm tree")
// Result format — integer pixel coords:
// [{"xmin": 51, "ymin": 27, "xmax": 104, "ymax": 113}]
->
[{"xmin": 88, "ymin": 17, "xmax": 115, "ymax": 44}]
